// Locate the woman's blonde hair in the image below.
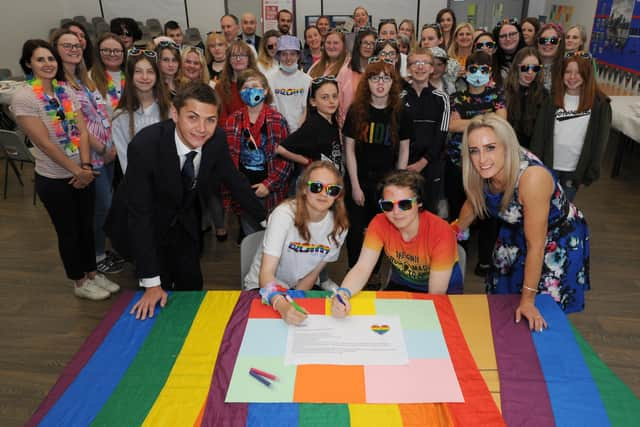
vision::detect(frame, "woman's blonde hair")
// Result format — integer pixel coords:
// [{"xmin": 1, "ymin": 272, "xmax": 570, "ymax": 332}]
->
[
  {"xmin": 462, "ymin": 113, "xmax": 521, "ymax": 218},
  {"xmin": 448, "ymin": 22, "xmax": 474, "ymax": 60},
  {"xmin": 204, "ymin": 32, "xmax": 227, "ymax": 65},
  {"xmin": 177, "ymin": 45, "xmax": 210, "ymax": 87}
]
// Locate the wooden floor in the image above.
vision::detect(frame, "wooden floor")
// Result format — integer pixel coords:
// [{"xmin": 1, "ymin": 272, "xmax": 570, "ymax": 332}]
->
[{"xmin": 1, "ymin": 136, "xmax": 639, "ymax": 425}]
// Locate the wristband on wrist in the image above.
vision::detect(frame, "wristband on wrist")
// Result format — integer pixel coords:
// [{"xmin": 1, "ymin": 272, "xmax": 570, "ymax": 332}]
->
[
  {"xmin": 336, "ymin": 287, "xmax": 352, "ymax": 298},
  {"xmin": 259, "ymin": 281, "xmax": 288, "ymax": 306},
  {"xmin": 450, "ymin": 219, "xmax": 470, "ymax": 242},
  {"xmin": 522, "ymin": 285, "xmax": 539, "ymax": 293}
]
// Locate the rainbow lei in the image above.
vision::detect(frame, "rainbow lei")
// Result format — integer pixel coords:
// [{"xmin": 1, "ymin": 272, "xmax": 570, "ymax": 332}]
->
[
  {"xmin": 105, "ymin": 71, "xmax": 125, "ymax": 110},
  {"xmin": 28, "ymin": 77, "xmax": 80, "ymax": 155}
]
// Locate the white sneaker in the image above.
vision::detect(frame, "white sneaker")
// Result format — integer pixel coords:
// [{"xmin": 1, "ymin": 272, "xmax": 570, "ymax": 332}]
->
[
  {"xmin": 93, "ymin": 273, "xmax": 121, "ymax": 293},
  {"xmin": 74, "ymin": 279, "xmax": 111, "ymax": 300},
  {"xmin": 319, "ymin": 277, "xmax": 339, "ymax": 292}
]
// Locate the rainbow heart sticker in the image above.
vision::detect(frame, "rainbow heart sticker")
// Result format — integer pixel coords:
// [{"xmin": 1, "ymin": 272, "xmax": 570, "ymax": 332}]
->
[{"xmin": 371, "ymin": 324, "xmax": 390, "ymax": 335}]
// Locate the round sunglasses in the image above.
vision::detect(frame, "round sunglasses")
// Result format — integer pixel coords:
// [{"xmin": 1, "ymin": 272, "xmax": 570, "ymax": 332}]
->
[
  {"xmin": 378, "ymin": 197, "xmax": 417, "ymax": 212},
  {"xmin": 538, "ymin": 36, "xmax": 559, "ymax": 46},
  {"xmin": 467, "ymin": 65, "xmax": 491, "ymax": 74},
  {"xmin": 475, "ymin": 41, "xmax": 496, "ymax": 50},
  {"xmin": 519, "ymin": 64, "xmax": 542, "ymax": 73},
  {"xmin": 307, "ymin": 181, "xmax": 343, "ymax": 197}
]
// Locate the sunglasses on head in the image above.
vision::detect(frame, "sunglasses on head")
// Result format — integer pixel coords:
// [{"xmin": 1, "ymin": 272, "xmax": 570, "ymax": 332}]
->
[
  {"xmin": 307, "ymin": 181, "xmax": 343, "ymax": 197},
  {"xmin": 496, "ymin": 17, "xmax": 519, "ymax": 28},
  {"xmin": 376, "ymin": 38, "xmax": 398, "ymax": 46},
  {"xmin": 379, "ymin": 18, "xmax": 396, "ymax": 24},
  {"xmin": 422, "ymin": 23, "xmax": 441, "ymax": 30},
  {"xmin": 312, "ymin": 75, "xmax": 337, "ymax": 86},
  {"xmin": 181, "ymin": 45, "xmax": 204, "ymax": 55},
  {"xmin": 127, "ymin": 48, "xmax": 157, "ymax": 59},
  {"xmin": 378, "ymin": 197, "xmax": 417, "ymax": 212},
  {"xmin": 520, "ymin": 64, "xmax": 542, "ymax": 73},
  {"xmin": 475, "ymin": 41, "xmax": 496, "ymax": 50},
  {"xmin": 158, "ymin": 40, "xmax": 180, "ymax": 50},
  {"xmin": 467, "ymin": 64, "xmax": 491, "ymax": 74},
  {"xmin": 565, "ymin": 50, "xmax": 592, "ymax": 59},
  {"xmin": 538, "ymin": 36, "xmax": 559, "ymax": 45}
]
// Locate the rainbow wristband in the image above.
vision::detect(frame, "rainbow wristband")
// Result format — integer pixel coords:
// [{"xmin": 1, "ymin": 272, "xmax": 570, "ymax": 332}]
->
[{"xmin": 450, "ymin": 220, "xmax": 470, "ymax": 242}]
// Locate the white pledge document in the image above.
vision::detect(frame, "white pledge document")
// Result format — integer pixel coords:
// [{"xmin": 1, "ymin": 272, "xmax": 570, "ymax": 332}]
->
[{"xmin": 284, "ymin": 315, "xmax": 409, "ymax": 366}]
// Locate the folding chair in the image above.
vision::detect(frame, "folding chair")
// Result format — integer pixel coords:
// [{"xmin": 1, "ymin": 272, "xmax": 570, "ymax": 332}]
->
[{"xmin": 0, "ymin": 129, "xmax": 36, "ymax": 204}]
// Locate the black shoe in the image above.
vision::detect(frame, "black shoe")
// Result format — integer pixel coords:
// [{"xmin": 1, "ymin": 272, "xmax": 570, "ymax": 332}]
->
[
  {"xmin": 216, "ymin": 230, "xmax": 228, "ymax": 242},
  {"xmin": 474, "ymin": 263, "xmax": 490, "ymax": 277},
  {"xmin": 97, "ymin": 256, "xmax": 124, "ymax": 274},
  {"xmin": 106, "ymin": 250, "xmax": 126, "ymax": 266}
]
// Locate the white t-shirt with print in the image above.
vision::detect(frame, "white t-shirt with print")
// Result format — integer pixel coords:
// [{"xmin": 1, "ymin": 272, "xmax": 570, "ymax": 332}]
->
[
  {"xmin": 553, "ymin": 94, "xmax": 591, "ymax": 171},
  {"xmin": 267, "ymin": 68, "xmax": 311, "ymax": 132},
  {"xmin": 243, "ymin": 200, "xmax": 347, "ymax": 289}
]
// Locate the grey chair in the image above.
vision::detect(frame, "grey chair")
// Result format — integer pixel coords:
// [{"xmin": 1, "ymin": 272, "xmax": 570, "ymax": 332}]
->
[
  {"xmin": 92, "ymin": 16, "xmax": 106, "ymax": 26},
  {"xmin": 0, "ymin": 69, "xmax": 11, "ymax": 80},
  {"xmin": 0, "ymin": 129, "xmax": 36, "ymax": 204},
  {"xmin": 72, "ymin": 15, "xmax": 88, "ymax": 23},
  {"xmin": 240, "ymin": 230, "xmax": 265, "ymax": 288},
  {"xmin": 60, "ymin": 18, "xmax": 72, "ymax": 27},
  {"xmin": 96, "ymin": 22, "xmax": 110, "ymax": 37}
]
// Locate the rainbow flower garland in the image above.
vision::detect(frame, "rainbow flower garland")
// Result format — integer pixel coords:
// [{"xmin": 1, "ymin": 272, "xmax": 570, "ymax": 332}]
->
[
  {"xmin": 105, "ymin": 71, "xmax": 125, "ymax": 110},
  {"xmin": 28, "ymin": 77, "xmax": 80, "ymax": 155}
]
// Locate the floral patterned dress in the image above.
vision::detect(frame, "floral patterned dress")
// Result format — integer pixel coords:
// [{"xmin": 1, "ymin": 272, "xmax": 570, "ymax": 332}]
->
[{"xmin": 485, "ymin": 150, "xmax": 590, "ymax": 313}]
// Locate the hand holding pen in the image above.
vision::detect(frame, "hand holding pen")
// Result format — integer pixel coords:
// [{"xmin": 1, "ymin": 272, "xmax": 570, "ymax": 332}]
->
[
  {"xmin": 273, "ymin": 294, "xmax": 308, "ymax": 325},
  {"xmin": 331, "ymin": 288, "xmax": 352, "ymax": 318}
]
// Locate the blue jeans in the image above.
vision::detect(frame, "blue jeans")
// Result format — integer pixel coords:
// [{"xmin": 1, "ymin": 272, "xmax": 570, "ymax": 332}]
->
[{"xmin": 94, "ymin": 163, "xmax": 114, "ymax": 258}]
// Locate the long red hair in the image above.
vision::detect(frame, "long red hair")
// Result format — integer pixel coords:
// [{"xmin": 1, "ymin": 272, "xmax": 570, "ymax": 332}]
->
[{"xmin": 554, "ymin": 54, "xmax": 606, "ymax": 112}]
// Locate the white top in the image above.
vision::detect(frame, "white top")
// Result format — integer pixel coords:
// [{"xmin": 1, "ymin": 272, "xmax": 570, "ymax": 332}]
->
[
  {"xmin": 112, "ymin": 102, "xmax": 161, "ymax": 173},
  {"xmin": 258, "ymin": 61, "xmax": 279, "ymax": 77},
  {"xmin": 243, "ymin": 201, "xmax": 347, "ymax": 290},
  {"xmin": 267, "ymin": 68, "xmax": 312, "ymax": 132},
  {"xmin": 553, "ymin": 94, "xmax": 591, "ymax": 171}
]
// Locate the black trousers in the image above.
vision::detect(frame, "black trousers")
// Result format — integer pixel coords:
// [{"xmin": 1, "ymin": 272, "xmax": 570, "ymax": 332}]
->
[
  {"xmin": 421, "ymin": 159, "xmax": 445, "ymax": 215},
  {"xmin": 36, "ymin": 173, "xmax": 96, "ymax": 280},
  {"xmin": 345, "ymin": 180, "xmax": 381, "ymax": 267},
  {"xmin": 157, "ymin": 219, "xmax": 203, "ymax": 291},
  {"xmin": 444, "ymin": 160, "xmax": 466, "ymax": 221}
]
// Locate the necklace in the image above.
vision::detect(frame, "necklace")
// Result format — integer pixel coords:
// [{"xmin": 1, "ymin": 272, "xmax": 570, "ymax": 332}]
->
[
  {"xmin": 106, "ymin": 71, "xmax": 125, "ymax": 110},
  {"xmin": 28, "ymin": 77, "xmax": 80, "ymax": 155}
]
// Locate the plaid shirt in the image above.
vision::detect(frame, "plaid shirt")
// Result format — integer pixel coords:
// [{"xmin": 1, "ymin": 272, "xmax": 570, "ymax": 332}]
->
[{"xmin": 223, "ymin": 105, "xmax": 292, "ymax": 213}]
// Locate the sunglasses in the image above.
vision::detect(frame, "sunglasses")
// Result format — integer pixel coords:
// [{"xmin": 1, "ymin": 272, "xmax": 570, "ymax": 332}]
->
[
  {"xmin": 520, "ymin": 64, "xmax": 542, "ymax": 73},
  {"xmin": 422, "ymin": 23, "xmax": 441, "ymax": 30},
  {"xmin": 475, "ymin": 41, "xmax": 496, "ymax": 50},
  {"xmin": 312, "ymin": 75, "xmax": 337, "ymax": 85},
  {"xmin": 128, "ymin": 48, "xmax": 157, "ymax": 59},
  {"xmin": 181, "ymin": 45, "xmax": 204, "ymax": 55},
  {"xmin": 369, "ymin": 74, "xmax": 393, "ymax": 83},
  {"xmin": 496, "ymin": 17, "xmax": 519, "ymax": 28},
  {"xmin": 307, "ymin": 181, "xmax": 343, "ymax": 197},
  {"xmin": 368, "ymin": 56, "xmax": 395, "ymax": 65},
  {"xmin": 376, "ymin": 38, "xmax": 398, "ymax": 46},
  {"xmin": 266, "ymin": 43, "xmax": 276, "ymax": 50},
  {"xmin": 565, "ymin": 51, "xmax": 593, "ymax": 59},
  {"xmin": 48, "ymin": 98, "xmax": 66, "ymax": 121},
  {"xmin": 538, "ymin": 36, "xmax": 560, "ymax": 45},
  {"xmin": 242, "ymin": 129, "xmax": 258, "ymax": 151},
  {"xmin": 117, "ymin": 30, "xmax": 131, "ymax": 37},
  {"xmin": 158, "ymin": 40, "xmax": 180, "ymax": 50},
  {"xmin": 378, "ymin": 197, "xmax": 417, "ymax": 212},
  {"xmin": 467, "ymin": 65, "xmax": 491, "ymax": 74},
  {"xmin": 498, "ymin": 31, "xmax": 518, "ymax": 40}
]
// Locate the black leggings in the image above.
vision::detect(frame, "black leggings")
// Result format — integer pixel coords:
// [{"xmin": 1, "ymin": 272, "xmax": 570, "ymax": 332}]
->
[{"xmin": 36, "ymin": 174, "xmax": 96, "ymax": 280}]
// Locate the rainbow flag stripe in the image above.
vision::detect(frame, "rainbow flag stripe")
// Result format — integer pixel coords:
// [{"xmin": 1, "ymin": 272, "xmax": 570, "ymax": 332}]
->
[{"xmin": 27, "ymin": 291, "xmax": 639, "ymax": 426}]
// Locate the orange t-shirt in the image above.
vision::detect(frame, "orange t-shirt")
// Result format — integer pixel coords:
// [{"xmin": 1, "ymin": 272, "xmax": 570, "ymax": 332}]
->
[{"xmin": 364, "ymin": 210, "xmax": 459, "ymax": 291}]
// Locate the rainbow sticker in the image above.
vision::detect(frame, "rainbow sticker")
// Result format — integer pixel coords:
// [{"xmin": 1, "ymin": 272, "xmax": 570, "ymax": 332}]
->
[{"xmin": 371, "ymin": 324, "xmax": 390, "ymax": 335}]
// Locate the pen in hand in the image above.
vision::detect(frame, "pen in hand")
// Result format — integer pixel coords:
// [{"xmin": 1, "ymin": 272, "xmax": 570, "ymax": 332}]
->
[
  {"xmin": 285, "ymin": 295, "xmax": 308, "ymax": 316},
  {"xmin": 333, "ymin": 288, "xmax": 346, "ymax": 307}
]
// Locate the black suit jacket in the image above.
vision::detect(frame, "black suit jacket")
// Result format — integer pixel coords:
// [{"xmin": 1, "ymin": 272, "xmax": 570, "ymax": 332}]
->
[
  {"xmin": 106, "ymin": 119, "xmax": 265, "ymax": 278},
  {"xmin": 241, "ymin": 34, "xmax": 261, "ymax": 48}
]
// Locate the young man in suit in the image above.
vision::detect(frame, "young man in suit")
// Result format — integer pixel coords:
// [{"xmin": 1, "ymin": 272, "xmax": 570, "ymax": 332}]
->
[{"xmin": 123, "ymin": 83, "xmax": 265, "ymax": 319}]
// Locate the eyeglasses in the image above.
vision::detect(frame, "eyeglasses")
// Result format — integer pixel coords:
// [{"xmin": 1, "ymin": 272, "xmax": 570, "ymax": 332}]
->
[
  {"xmin": 158, "ymin": 40, "xmax": 180, "ymax": 50},
  {"xmin": 565, "ymin": 51, "xmax": 593, "ymax": 59},
  {"xmin": 467, "ymin": 65, "xmax": 491, "ymax": 74},
  {"xmin": 409, "ymin": 60, "xmax": 433, "ymax": 67},
  {"xmin": 230, "ymin": 54, "xmax": 249, "ymax": 61},
  {"xmin": 60, "ymin": 43, "xmax": 82, "ymax": 51},
  {"xmin": 312, "ymin": 75, "xmax": 337, "ymax": 85},
  {"xmin": 475, "ymin": 41, "xmax": 496, "ymax": 50},
  {"xmin": 368, "ymin": 56, "xmax": 395, "ymax": 65},
  {"xmin": 538, "ymin": 36, "xmax": 560, "ymax": 45},
  {"xmin": 242, "ymin": 129, "xmax": 258, "ymax": 151},
  {"xmin": 100, "ymin": 48, "xmax": 124, "ymax": 56},
  {"xmin": 181, "ymin": 45, "xmax": 204, "ymax": 55},
  {"xmin": 498, "ymin": 31, "xmax": 519, "ymax": 40},
  {"xmin": 519, "ymin": 64, "xmax": 542, "ymax": 73},
  {"xmin": 368, "ymin": 74, "xmax": 393, "ymax": 83},
  {"xmin": 128, "ymin": 48, "xmax": 157, "ymax": 59},
  {"xmin": 378, "ymin": 197, "xmax": 417, "ymax": 212},
  {"xmin": 307, "ymin": 181, "xmax": 343, "ymax": 197},
  {"xmin": 361, "ymin": 41, "xmax": 375, "ymax": 48},
  {"xmin": 266, "ymin": 43, "xmax": 276, "ymax": 50},
  {"xmin": 378, "ymin": 51, "xmax": 397, "ymax": 59}
]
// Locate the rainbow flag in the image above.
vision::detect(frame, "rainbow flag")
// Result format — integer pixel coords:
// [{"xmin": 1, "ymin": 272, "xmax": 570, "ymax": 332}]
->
[{"xmin": 27, "ymin": 291, "xmax": 639, "ymax": 426}]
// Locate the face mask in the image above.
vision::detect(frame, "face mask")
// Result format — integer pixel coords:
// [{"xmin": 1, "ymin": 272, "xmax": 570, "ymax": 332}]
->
[
  {"xmin": 240, "ymin": 87, "xmax": 265, "ymax": 107},
  {"xmin": 466, "ymin": 70, "xmax": 491, "ymax": 87},
  {"xmin": 279, "ymin": 62, "xmax": 299, "ymax": 73}
]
